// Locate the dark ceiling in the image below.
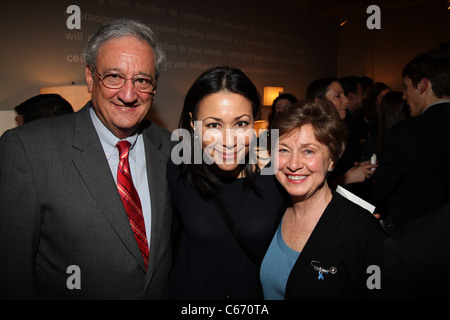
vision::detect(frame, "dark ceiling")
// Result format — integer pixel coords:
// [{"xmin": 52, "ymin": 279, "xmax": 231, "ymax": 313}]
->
[{"xmin": 290, "ymin": 0, "xmax": 443, "ymax": 18}]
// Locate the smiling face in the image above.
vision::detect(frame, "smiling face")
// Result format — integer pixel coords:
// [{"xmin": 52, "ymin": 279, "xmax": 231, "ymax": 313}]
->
[
  {"xmin": 275, "ymin": 124, "xmax": 334, "ymax": 201},
  {"xmin": 85, "ymin": 36, "xmax": 156, "ymax": 139},
  {"xmin": 325, "ymin": 81, "xmax": 348, "ymax": 119},
  {"xmin": 192, "ymin": 91, "xmax": 254, "ymax": 177}
]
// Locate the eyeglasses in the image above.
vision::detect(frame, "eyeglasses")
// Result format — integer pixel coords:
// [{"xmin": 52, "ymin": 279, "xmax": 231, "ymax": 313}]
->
[{"xmin": 95, "ymin": 69, "xmax": 157, "ymax": 93}]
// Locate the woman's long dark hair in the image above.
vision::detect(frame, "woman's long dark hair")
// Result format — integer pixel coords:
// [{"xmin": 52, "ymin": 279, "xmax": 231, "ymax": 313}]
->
[{"xmin": 178, "ymin": 66, "xmax": 261, "ymax": 199}]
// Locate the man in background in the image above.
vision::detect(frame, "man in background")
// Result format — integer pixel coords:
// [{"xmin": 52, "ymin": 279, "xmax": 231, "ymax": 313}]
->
[
  {"xmin": 14, "ymin": 93, "xmax": 73, "ymax": 125},
  {"xmin": 369, "ymin": 50, "xmax": 450, "ymax": 231}
]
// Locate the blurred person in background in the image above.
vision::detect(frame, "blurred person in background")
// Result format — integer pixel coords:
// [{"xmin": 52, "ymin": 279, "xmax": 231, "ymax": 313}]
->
[
  {"xmin": 14, "ymin": 93, "xmax": 73, "ymax": 126},
  {"xmin": 368, "ymin": 50, "xmax": 450, "ymax": 231}
]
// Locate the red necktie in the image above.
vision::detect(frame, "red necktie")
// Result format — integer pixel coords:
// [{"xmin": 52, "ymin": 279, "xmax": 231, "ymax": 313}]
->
[{"xmin": 116, "ymin": 140, "xmax": 149, "ymax": 270}]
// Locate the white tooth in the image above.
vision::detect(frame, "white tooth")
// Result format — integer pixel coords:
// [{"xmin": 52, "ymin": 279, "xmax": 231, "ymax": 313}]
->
[{"xmin": 288, "ymin": 175, "xmax": 306, "ymax": 181}]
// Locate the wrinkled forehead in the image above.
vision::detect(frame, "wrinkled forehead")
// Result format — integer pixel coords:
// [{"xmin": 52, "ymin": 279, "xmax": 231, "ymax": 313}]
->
[{"xmin": 96, "ymin": 36, "xmax": 155, "ymax": 73}]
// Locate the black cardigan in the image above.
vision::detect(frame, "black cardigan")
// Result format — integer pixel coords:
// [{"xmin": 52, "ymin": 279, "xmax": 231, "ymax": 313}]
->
[
  {"xmin": 167, "ymin": 159, "xmax": 287, "ymax": 299},
  {"xmin": 285, "ymin": 192, "xmax": 387, "ymax": 300}
]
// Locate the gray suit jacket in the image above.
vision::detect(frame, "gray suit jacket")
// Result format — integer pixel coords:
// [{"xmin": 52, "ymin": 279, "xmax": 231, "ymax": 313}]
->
[{"xmin": 0, "ymin": 103, "xmax": 173, "ymax": 299}]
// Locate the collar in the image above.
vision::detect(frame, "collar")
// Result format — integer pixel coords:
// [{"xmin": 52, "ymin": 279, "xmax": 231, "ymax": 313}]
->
[
  {"xmin": 422, "ymin": 99, "xmax": 450, "ymax": 114},
  {"xmin": 89, "ymin": 106, "xmax": 139, "ymax": 160}
]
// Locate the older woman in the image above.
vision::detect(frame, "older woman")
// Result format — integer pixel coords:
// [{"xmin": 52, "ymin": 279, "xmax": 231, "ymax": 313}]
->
[{"xmin": 260, "ymin": 100, "xmax": 386, "ymax": 299}]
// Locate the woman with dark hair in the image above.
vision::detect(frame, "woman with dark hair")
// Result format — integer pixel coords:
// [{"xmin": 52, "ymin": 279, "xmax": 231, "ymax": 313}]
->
[
  {"xmin": 260, "ymin": 100, "xmax": 386, "ymax": 299},
  {"xmin": 306, "ymin": 77, "xmax": 348, "ymax": 119},
  {"xmin": 168, "ymin": 66, "xmax": 287, "ymax": 299},
  {"xmin": 360, "ymin": 90, "xmax": 409, "ymax": 158},
  {"xmin": 361, "ymin": 82, "xmax": 392, "ymax": 145},
  {"xmin": 305, "ymin": 77, "xmax": 376, "ymax": 190}
]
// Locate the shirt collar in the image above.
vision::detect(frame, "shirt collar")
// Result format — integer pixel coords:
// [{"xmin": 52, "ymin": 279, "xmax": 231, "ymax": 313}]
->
[
  {"xmin": 423, "ymin": 99, "xmax": 450, "ymax": 114},
  {"xmin": 89, "ymin": 106, "xmax": 139, "ymax": 160}
]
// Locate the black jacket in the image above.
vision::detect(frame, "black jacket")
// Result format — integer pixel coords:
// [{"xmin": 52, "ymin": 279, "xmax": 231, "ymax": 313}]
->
[
  {"xmin": 285, "ymin": 192, "xmax": 386, "ymax": 300},
  {"xmin": 383, "ymin": 201, "xmax": 450, "ymax": 299},
  {"xmin": 368, "ymin": 102, "xmax": 450, "ymax": 230}
]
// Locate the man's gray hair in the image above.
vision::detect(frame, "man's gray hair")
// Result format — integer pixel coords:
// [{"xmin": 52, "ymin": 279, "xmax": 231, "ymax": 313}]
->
[{"xmin": 83, "ymin": 19, "xmax": 166, "ymax": 79}]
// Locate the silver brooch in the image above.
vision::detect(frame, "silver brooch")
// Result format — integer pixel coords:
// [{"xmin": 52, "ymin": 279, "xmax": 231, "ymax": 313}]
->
[{"xmin": 311, "ymin": 260, "xmax": 337, "ymax": 280}]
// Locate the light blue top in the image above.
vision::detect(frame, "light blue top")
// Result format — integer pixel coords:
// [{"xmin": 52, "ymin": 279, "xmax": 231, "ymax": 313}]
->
[
  {"xmin": 90, "ymin": 107, "xmax": 152, "ymax": 245},
  {"xmin": 260, "ymin": 219, "xmax": 300, "ymax": 300}
]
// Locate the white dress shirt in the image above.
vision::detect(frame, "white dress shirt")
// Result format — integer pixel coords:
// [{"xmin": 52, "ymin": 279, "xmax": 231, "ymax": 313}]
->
[{"xmin": 89, "ymin": 107, "xmax": 152, "ymax": 245}]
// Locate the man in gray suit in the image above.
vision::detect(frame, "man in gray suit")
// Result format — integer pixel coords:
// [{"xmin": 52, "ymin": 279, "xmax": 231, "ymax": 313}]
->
[{"xmin": 0, "ymin": 19, "xmax": 173, "ymax": 299}]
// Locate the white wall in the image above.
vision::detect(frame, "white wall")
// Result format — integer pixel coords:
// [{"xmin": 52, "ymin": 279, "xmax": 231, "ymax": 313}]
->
[
  {"xmin": 0, "ymin": 111, "xmax": 17, "ymax": 136},
  {"xmin": 0, "ymin": 0, "xmax": 336, "ymax": 131}
]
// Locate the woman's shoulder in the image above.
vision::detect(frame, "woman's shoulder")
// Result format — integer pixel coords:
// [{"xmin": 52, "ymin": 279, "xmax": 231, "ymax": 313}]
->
[
  {"xmin": 330, "ymin": 191, "xmax": 386, "ymax": 236},
  {"xmin": 255, "ymin": 167, "xmax": 288, "ymax": 196}
]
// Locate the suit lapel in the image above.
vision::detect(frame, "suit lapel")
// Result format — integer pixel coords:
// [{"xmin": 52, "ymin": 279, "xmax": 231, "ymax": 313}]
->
[
  {"xmin": 143, "ymin": 122, "xmax": 172, "ymax": 287},
  {"xmin": 71, "ymin": 104, "xmax": 147, "ymax": 272},
  {"xmin": 141, "ymin": 122, "xmax": 169, "ymax": 284}
]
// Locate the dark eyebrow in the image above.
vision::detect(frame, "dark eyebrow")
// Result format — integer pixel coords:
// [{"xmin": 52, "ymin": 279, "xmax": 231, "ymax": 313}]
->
[
  {"xmin": 203, "ymin": 117, "xmax": 222, "ymax": 122},
  {"xmin": 234, "ymin": 114, "xmax": 252, "ymax": 121},
  {"xmin": 203, "ymin": 114, "xmax": 252, "ymax": 122}
]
